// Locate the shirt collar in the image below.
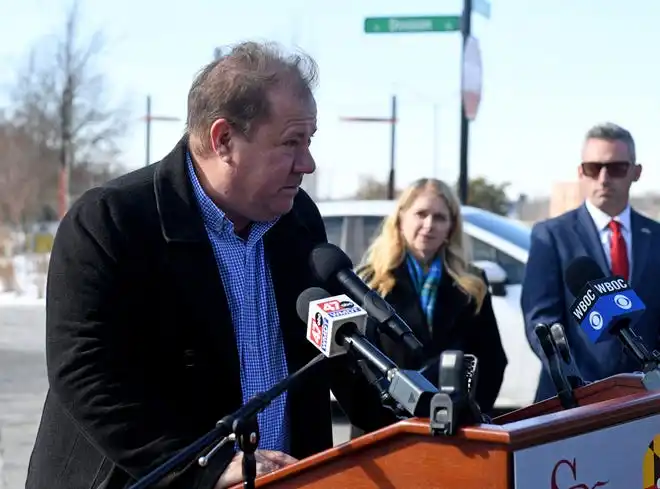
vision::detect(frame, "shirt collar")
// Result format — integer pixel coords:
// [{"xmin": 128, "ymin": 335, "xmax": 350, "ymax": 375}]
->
[
  {"xmin": 585, "ymin": 199, "xmax": 631, "ymax": 232},
  {"xmin": 185, "ymin": 152, "xmax": 278, "ymax": 240}
]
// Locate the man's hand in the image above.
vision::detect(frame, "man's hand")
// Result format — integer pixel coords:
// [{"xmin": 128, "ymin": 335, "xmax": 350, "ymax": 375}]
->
[{"xmin": 215, "ymin": 450, "xmax": 299, "ymax": 489}]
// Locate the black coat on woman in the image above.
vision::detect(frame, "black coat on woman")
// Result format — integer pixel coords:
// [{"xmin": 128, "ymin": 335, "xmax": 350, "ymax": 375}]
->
[{"xmin": 360, "ymin": 261, "xmax": 508, "ymax": 414}]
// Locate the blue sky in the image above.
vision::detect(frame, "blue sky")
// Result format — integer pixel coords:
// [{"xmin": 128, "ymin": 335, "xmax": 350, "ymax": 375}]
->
[{"xmin": 1, "ymin": 0, "xmax": 659, "ymax": 199}]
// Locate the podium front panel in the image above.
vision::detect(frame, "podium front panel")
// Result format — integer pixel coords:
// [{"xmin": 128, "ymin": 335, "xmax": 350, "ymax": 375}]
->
[
  {"xmin": 512, "ymin": 412, "xmax": 660, "ymax": 488},
  {"xmin": 255, "ymin": 433, "xmax": 510, "ymax": 488}
]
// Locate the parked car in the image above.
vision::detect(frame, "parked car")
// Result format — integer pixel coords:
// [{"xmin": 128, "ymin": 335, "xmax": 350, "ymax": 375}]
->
[{"xmin": 317, "ymin": 199, "xmax": 541, "ymax": 411}]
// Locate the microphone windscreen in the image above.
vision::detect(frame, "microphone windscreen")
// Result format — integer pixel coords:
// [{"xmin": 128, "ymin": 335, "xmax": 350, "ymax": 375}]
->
[
  {"xmin": 295, "ymin": 287, "xmax": 330, "ymax": 322},
  {"xmin": 309, "ymin": 243, "xmax": 354, "ymax": 283},
  {"xmin": 564, "ymin": 256, "xmax": 605, "ymax": 297}
]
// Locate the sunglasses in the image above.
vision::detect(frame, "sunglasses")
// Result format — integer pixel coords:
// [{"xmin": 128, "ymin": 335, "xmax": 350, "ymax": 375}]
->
[{"xmin": 581, "ymin": 161, "xmax": 632, "ymax": 179}]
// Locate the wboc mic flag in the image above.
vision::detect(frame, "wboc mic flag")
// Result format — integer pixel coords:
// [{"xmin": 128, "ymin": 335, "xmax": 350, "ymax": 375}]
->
[{"xmin": 568, "ymin": 276, "xmax": 645, "ymax": 344}]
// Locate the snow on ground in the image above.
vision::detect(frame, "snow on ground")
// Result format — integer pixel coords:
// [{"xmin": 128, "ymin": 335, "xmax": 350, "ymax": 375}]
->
[{"xmin": 0, "ymin": 254, "xmax": 48, "ymax": 307}]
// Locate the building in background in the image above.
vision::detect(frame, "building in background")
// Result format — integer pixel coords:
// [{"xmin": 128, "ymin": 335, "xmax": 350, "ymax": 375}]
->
[{"xmin": 549, "ymin": 181, "xmax": 583, "ymax": 217}]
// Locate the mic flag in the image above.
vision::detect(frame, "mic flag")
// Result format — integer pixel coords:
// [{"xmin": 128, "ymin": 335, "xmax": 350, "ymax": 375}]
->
[
  {"xmin": 299, "ymin": 288, "xmax": 368, "ymax": 358},
  {"xmin": 568, "ymin": 274, "xmax": 645, "ymax": 344}
]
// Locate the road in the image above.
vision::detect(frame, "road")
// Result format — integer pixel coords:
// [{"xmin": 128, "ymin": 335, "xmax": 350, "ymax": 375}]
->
[
  {"xmin": 0, "ymin": 303, "xmax": 351, "ymax": 489},
  {"xmin": 0, "ymin": 304, "xmax": 48, "ymax": 489}
]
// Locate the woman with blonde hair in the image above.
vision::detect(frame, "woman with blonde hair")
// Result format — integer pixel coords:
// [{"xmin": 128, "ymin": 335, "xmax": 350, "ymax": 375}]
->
[{"xmin": 357, "ymin": 178, "xmax": 507, "ymax": 413}]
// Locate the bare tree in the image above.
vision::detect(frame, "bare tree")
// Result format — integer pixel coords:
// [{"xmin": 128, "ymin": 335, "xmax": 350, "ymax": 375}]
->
[{"xmin": 9, "ymin": 0, "xmax": 130, "ymax": 217}]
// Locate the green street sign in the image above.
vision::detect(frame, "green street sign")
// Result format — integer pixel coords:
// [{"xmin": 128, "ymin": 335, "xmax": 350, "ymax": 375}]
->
[{"xmin": 364, "ymin": 16, "xmax": 461, "ymax": 34}]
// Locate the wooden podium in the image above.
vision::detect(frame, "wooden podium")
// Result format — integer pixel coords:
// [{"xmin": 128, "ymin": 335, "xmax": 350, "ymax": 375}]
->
[{"xmin": 231, "ymin": 374, "xmax": 660, "ymax": 488}]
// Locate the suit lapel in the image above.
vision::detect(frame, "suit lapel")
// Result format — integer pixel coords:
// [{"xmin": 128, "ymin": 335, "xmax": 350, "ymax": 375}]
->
[
  {"xmin": 574, "ymin": 204, "xmax": 610, "ymax": 274},
  {"xmin": 264, "ymin": 211, "xmax": 319, "ymax": 374},
  {"xmin": 164, "ymin": 241, "xmax": 240, "ymax": 371},
  {"xmin": 153, "ymin": 136, "xmax": 242, "ymax": 407},
  {"xmin": 630, "ymin": 210, "xmax": 652, "ymax": 287}
]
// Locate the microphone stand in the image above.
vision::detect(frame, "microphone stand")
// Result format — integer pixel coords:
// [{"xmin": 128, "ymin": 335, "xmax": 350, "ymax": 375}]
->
[
  {"xmin": 128, "ymin": 354, "xmax": 326, "ymax": 489},
  {"xmin": 353, "ymin": 358, "xmax": 409, "ymax": 419},
  {"xmin": 340, "ymin": 317, "xmax": 435, "ymax": 418},
  {"xmin": 339, "ymin": 332, "xmax": 439, "ymax": 418},
  {"xmin": 235, "ymin": 416, "xmax": 260, "ymax": 489},
  {"xmin": 616, "ymin": 324, "xmax": 660, "ymax": 390}
]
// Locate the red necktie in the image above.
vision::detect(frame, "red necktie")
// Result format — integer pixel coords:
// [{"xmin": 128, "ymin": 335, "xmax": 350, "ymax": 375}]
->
[{"xmin": 608, "ymin": 220, "xmax": 629, "ymax": 281}]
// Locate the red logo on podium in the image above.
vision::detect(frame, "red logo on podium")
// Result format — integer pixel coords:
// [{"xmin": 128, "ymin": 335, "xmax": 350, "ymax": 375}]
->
[{"xmin": 550, "ymin": 458, "xmax": 608, "ymax": 489}]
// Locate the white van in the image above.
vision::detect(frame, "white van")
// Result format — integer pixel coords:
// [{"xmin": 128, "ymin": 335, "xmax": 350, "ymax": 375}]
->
[{"xmin": 317, "ymin": 199, "xmax": 541, "ymax": 411}]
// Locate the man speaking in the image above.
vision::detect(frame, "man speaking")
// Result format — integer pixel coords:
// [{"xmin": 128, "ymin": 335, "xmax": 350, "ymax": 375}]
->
[{"xmin": 26, "ymin": 41, "xmax": 390, "ymax": 489}]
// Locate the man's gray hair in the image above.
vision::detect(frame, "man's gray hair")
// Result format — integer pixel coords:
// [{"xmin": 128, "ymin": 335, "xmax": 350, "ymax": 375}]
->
[
  {"xmin": 187, "ymin": 41, "xmax": 319, "ymax": 156},
  {"xmin": 584, "ymin": 122, "xmax": 636, "ymax": 163}
]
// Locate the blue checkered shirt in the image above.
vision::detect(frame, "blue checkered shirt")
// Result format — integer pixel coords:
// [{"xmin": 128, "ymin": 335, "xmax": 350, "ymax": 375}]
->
[{"xmin": 186, "ymin": 153, "xmax": 290, "ymax": 452}]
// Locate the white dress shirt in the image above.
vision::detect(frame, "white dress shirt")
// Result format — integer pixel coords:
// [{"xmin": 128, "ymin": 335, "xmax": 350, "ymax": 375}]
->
[{"xmin": 584, "ymin": 199, "xmax": 633, "ymax": 275}]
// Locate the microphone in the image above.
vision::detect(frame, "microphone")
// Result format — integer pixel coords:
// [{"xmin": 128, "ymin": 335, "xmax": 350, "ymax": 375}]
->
[
  {"xmin": 309, "ymin": 243, "xmax": 424, "ymax": 361},
  {"xmin": 296, "ymin": 287, "xmax": 438, "ymax": 417},
  {"xmin": 548, "ymin": 322, "xmax": 588, "ymax": 389},
  {"xmin": 565, "ymin": 256, "xmax": 660, "ymax": 376},
  {"xmin": 549, "ymin": 322, "xmax": 572, "ymax": 364},
  {"xmin": 419, "ymin": 353, "xmax": 479, "ymax": 390},
  {"xmin": 534, "ymin": 323, "xmax": 578, "ymax": 409},
  {"xmin": 429, "ymin": 350, "xmax": 486, "ymax": 435}
]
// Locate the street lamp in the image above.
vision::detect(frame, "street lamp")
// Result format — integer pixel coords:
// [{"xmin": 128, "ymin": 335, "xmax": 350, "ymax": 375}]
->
[
  {"xmin": 140, "ymin": 95, "xmax": 181, "ymax": 167},
  {"xmin": 391, "ymin": 83, "xmax": 448, "ymax": 179},
  {"xmin": 339, "ymin": 95, "xmax": 398, "ymax": 199}
]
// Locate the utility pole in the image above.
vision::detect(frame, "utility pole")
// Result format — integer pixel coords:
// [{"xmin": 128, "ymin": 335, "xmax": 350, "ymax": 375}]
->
[
  {"xmin": 458, "ymin": 0, "xmax": 473, "ymax": 204},
  {"xmin": 388, "ymin": 95, "xmax": 397, "ymax": 199},
  {"xmin": 339, "ymin": 95, "xmax": 398, "ymax": 199},
  {"xmin": 145, "ymin": 96, "xmax": 151, "ymax": 167},
  {"xmin": 141, "ymin": 95, "xmax": 180, "ymax": 167}
]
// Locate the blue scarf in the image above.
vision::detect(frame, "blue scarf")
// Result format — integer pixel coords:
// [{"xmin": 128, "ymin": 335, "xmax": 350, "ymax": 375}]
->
[{"xmin": 405, "ymin": 253, "xmax": 443, "ymax": 331}]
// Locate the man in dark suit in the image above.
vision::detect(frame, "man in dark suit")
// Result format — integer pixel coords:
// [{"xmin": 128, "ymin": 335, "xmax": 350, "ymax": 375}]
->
[
  {"xmin": 26, "ymin": 41, "xmax": 389, "ymax": 489},
  {"xmin": 521, "ymin": 122, "xmax": 660, "ymax": 402}
]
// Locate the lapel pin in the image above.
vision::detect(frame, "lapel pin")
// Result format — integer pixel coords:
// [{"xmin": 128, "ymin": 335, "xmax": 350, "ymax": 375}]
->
[{"xmin": 641, "ymin": 228, "xmax": 651, "ymax": 234}]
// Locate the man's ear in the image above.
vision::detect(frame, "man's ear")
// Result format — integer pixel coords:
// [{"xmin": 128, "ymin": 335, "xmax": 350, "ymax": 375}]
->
[{"xmin": 209, "ymin": 119, "xmax": 233, "ymax": 160}]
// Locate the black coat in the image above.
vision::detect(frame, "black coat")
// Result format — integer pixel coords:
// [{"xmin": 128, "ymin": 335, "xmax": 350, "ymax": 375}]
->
[
  {"xmin": 362, "ymin": 262, "xmax": 508, "ymax": 413},
  {"xmin": 26, "ymin": 137, "xmax": 388, "ymax": 489}
]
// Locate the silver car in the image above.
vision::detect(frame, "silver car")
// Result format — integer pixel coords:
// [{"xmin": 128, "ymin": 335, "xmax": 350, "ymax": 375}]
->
[{"xmin": 317, "ymin": 199, "xmax": 541, "ymax": 411}]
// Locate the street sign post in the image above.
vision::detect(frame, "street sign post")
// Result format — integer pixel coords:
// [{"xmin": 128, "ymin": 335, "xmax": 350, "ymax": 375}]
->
[
  {"xmin": 363, "ymin": 4, "xmax": 491, "ymax": 204},
  {"xmin": 364, "ymin": 16, "xmax": 460, "ymax": 34}
]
